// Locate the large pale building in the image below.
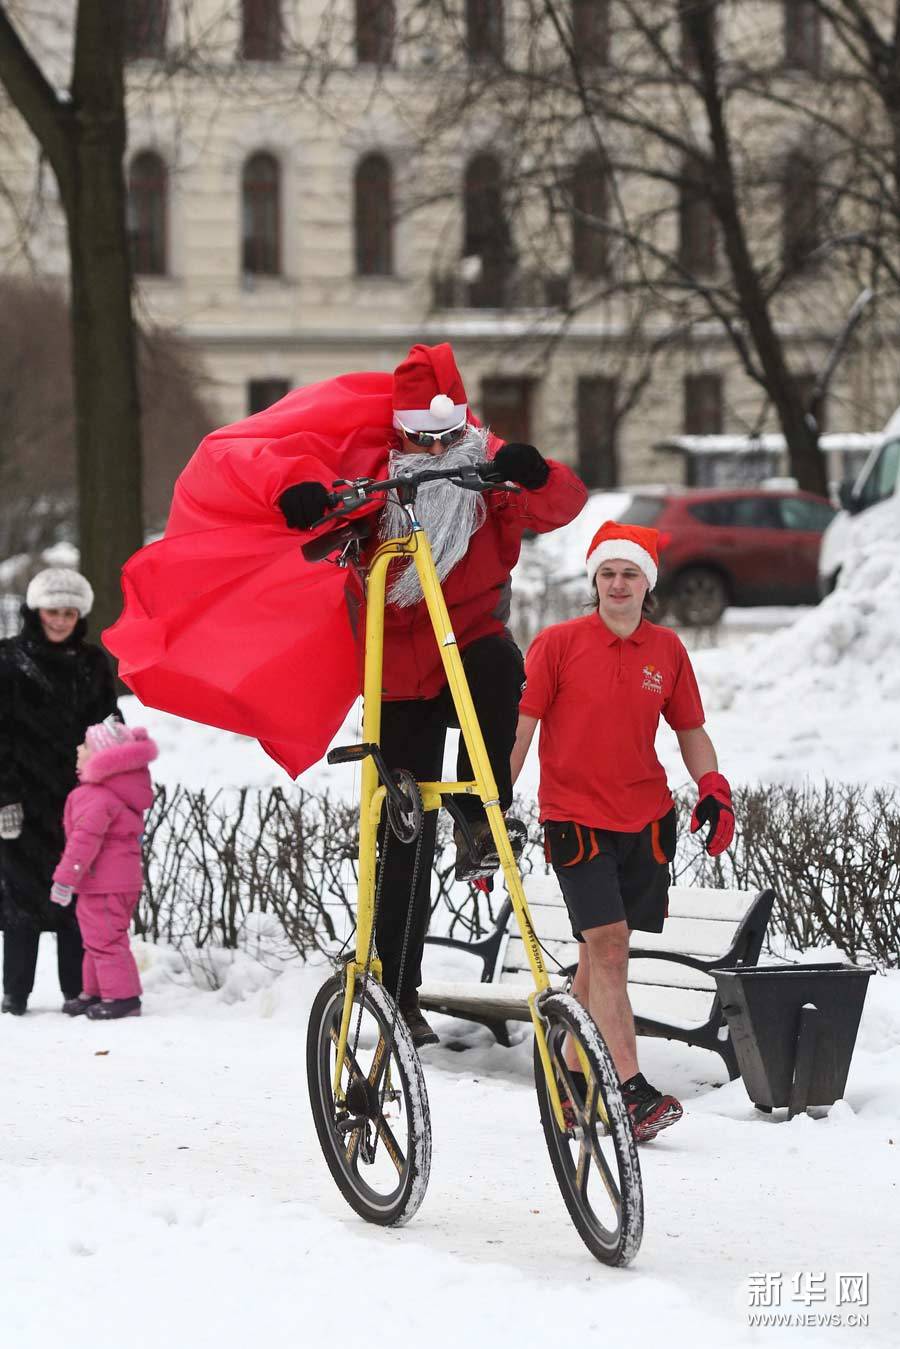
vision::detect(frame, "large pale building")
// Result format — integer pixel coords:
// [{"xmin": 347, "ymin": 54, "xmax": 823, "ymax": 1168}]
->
[{"xmin": 2, "ymin": 0, "xmax": 898, "ymax": 489}]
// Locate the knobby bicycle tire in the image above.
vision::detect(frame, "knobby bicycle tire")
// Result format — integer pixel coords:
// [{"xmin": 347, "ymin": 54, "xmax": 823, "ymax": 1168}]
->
[
  {"xmin": 307, "ymin": 973, "xmax": 432, "ymax": 1226},
  {"xmin": 533, "ymin": 992, "xmax": 644, "ymax": 1266}
]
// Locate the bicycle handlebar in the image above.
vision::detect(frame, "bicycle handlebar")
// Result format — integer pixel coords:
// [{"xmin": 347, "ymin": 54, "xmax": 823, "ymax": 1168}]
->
[{"xmin": 311, "ymin": 461, "xmax": 515, "ymax": 530}]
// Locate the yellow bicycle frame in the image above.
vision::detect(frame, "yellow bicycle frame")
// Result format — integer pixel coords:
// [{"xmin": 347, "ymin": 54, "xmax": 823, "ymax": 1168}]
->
[{"xmin": 332, "ymin": 514, "xmax": 589, "ymax": 1131}]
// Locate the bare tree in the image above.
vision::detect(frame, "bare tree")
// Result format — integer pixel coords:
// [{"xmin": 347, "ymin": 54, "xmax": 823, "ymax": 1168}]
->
[
  {"xmin": 0, "ymin": 2, "xmax": 141, "ymax": 634},
  {"xmin": 0, "ymin": 275, "xmax": 216, "ymax": 560}
]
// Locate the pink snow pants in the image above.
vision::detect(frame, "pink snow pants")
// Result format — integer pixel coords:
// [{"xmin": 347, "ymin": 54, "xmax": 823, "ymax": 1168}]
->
[{"xmin": 76, "ymin": 892, "xmax": 142, "ymax": 1000}]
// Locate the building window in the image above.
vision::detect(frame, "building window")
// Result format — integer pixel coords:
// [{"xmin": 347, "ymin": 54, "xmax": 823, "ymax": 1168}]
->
[
  {"xmin": 784, "ymin": 0, "xmax": 821, "ymax": 74},
  {"xmin": 684, "ymin": 373, "xmax": 723, "ymax": 435},
  {"xmin": 242, "ymin": 152, "xmax": 281, "ymax": 276},
  {"xmin": 679, "ymin": 1, "xmax": 718, "ymax": 69},
  {"xmin": 128, "ymin": 151, "xmax": 167, "ymax": 276},
  {"xmin": 480, "ymin": 379, "xmax": 533, "ymax": 444},
  {"xmin": 248, "ymin": 378, "xmax": 290, "ymax": 414},
  {"xmin": 356, "ymin": 0, "xmax": 395, "ymax": 64},
  {"xmin": 572, "ymin": 151, "xmax": 609, "ymax": 278},
  {"xmin": 354, "ymin": 153, "xmax": 393, "ymax": 276},
  {"xmin": 241, "ymin": 0, "xmax": 282, "ymax": 62},
  {"xmin": 467, "ymin": 0, "xmax": 504, "ymax": 63},
  {"xmin": 124, "ymin": 0, "xmax": 167, "ymax": 61},
  {"xmin": 782, "ymin": 150, "xmax": 819, "ymax": 270},
  {"xmin": 577, "ymin": 377, "xmax": 618, "ymax": 487},
  {"xmin": 679, "ymin": 160, "xmax": 716, "ymax": 276},
  {"xmin": 572, "ymin": 0, "xmax": 609, "ymax": 65},
  {"xmin": 464, "ymin": 153, "xmax": 514, "ymax": 307}
]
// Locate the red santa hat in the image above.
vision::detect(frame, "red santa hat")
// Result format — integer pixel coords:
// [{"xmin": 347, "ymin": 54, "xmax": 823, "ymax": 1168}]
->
[
  {"xmin": 392, "ymin": 342, "xmax": 468, "ymax": 433},
  {"xmin": 586, "ymin": 521, "xmax": 659, "ymax": 590}
]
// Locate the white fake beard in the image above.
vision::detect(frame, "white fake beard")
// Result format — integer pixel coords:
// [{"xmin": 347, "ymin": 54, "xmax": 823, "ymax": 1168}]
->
[{"xmin": 380, "ymin": 425, "xmax": 490, "ymax": 607}]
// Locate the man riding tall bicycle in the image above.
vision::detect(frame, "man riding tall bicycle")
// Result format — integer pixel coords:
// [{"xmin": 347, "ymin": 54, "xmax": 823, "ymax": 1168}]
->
[{"xmin": 277, "ymin": 343, "xmax": 586, "ymax": 1045}]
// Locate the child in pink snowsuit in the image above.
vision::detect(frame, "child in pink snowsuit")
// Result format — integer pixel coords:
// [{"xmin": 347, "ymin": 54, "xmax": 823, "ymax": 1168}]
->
[{"xmin": 50, "ymin": 718, "xmax": 157, "ymax": 1020}]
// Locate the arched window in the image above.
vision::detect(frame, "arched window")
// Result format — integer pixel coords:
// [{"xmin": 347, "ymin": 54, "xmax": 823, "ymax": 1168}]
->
[
  {"xmin": 356, "ymin": 0, "xmax": 395, "ymax": 64},
  {"xmin": 678, "ymin": 158, "xmax": 716, "ymax": 276},
  {"xmin": 242, "ymin": 152, "xmax": 281, "ymax": 276},
  {"xmin": 784, "ymin": 0, "xmax": 821, "ymax": 74},
  {"xmin": 354, "ymin": 154, "xmax": 393, "ymax": 276},
  {"xmin": 241, "ymin": 0, "xmax": 282, "ymax": 62},
  {"xmin": 572, "ymin": 151, "xmax": 609, "ymax": 278},
  {"xmin": 124, "ymin": 0, "xmax": 168, "ymax": 61},
  {"xmin": 782, "ymin": 150, "xmax": 819, "ymax": 270},
  {"xmin": 464, "ymin": 153, "xmax": 514, "ymax": 307},
  {"xmin": 128, "ymin": 151, "xmax": 168, "ymax": 276},
  {"xmin": 467, "ymin": 0, "xmax": 504, "ymax": 63},
  {"xmin": 572, "ymin": 0, "xmax": 609, "ymax": 66}
]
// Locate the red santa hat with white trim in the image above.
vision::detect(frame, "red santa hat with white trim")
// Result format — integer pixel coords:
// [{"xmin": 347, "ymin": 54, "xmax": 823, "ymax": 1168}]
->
[
  {"xmin": 392, "ymin": 342, "xmax": 468, "ymax": 433},
  {"xmin": 586, "ymin": 521, "xmax": 660, "ymax": 590}
]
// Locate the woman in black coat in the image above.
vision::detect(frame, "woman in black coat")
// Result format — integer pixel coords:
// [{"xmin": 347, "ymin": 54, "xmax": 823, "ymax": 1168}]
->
[{"xmin": 0, "ymin": 568, "xmax": 118, "ymax": 1014}]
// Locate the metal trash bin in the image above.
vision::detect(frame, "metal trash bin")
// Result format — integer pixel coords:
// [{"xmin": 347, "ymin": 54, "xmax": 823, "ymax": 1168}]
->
[{"xmin": 713, "ymin": 962, "xmax": 874, "ymax": 1117}]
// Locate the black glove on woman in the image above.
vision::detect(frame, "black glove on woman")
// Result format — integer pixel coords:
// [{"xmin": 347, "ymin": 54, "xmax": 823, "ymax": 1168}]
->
[
  {"xmin": 278, "ymin": 481, "xmax": 332, "ymax": 530},
  {"xmin": 484, "ymin": 443, "xmax": 550, "ymax": 490}
]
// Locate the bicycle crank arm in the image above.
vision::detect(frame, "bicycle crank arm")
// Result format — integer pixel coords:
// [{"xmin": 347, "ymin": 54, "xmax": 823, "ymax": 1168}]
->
[{"xmin": 326, "ymin": 742, "xmax": 412, "ymax": 812}]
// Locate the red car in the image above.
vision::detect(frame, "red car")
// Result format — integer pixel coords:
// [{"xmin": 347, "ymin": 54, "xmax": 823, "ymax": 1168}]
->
[{"xmin": 619, "ymin": 488, "xmax": 836, "ymax": 625}]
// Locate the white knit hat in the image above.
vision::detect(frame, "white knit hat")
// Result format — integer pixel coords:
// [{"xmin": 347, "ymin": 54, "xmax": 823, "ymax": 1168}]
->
[{"xmin": 25, "ymin": 567, "xmax": 94, "ymax": 616}]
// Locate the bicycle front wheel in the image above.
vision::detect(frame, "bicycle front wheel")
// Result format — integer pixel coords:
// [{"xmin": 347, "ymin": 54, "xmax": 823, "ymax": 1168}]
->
[
  {"xmin": 307, "ymin": 973, "xmax": 432, "ymax": 1226},
  {"xmin": 534, "ymin": 993, "xmax": 643, "ymax": 1266}
]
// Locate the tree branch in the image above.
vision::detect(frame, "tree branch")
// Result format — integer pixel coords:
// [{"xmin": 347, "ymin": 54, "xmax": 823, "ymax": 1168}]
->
[{"xmin": 0, "ymin": 5, "xmax": 75, "ymax": 206}]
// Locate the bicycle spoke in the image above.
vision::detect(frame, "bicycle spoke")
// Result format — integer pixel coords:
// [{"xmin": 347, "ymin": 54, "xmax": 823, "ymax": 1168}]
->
[{"xmin": 374, "ymin": 1115, "xmax": 407, "ymax": 1176}]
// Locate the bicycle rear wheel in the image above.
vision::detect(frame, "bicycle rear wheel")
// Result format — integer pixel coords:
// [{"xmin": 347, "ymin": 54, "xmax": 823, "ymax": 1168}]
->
[
  {"xmin": 307, "ymin": 973, "xmax": 432, "ymax": 1226},
  {"xmin": 533, "ymin": 992, "xmax": 643, "ymax": 1266}
]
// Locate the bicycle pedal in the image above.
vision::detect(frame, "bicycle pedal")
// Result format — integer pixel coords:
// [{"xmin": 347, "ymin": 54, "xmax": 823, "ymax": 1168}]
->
[{"xmin": 326, "ymin": 742, "xmax": 376, "ymax": 766}]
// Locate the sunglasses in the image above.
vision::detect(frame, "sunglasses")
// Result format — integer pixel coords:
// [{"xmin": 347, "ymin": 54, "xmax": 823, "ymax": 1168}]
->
[{"xmin": 397, "ymin": 419, "xmax": 467, "ymax": 449}]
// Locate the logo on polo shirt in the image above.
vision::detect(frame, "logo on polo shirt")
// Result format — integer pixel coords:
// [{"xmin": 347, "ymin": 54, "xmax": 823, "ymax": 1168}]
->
[{"xmin": 641, "ymin": 663, "xmax": 663, "ymax": 694}]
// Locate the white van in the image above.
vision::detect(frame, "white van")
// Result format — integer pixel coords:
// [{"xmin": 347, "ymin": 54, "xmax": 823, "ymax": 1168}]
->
[{"xmin": 818, "ymin": 406, "xmax": 900, "ymax": 595}]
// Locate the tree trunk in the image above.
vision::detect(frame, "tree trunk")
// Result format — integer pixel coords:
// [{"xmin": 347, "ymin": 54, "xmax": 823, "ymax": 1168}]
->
[{"xmin": 68, "ymin": 127, "xmax": 143, "ymax": 639}]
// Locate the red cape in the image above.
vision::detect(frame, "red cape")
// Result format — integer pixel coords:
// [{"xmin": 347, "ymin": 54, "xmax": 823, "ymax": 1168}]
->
[{"xmin": 104, "ymin": 372, "xmax": 395, "ymax": 777}]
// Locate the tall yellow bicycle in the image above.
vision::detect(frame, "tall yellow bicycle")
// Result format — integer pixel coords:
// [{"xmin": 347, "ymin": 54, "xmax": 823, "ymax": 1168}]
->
[{"xmin": 303, "ymin": 462, "xmax": 643, "ymax": 1266}]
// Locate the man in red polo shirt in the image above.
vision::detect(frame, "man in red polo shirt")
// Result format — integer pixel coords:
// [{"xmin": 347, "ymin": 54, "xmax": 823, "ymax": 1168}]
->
[{"xmin": 510, "ymin": 520, "xmax": 734, "ymax": 1140}]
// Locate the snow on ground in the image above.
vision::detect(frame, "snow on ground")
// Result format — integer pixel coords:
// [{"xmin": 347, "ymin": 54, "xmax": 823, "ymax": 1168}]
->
[{"xmin": 2, "ymin": 940, "xmax": 898, "ymax": 1349}]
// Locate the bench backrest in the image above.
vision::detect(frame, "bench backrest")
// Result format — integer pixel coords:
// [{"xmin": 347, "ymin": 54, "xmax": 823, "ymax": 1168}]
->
[{"xmin": 497, "ymin": 870, "xmax": 769, "ymax": 993}]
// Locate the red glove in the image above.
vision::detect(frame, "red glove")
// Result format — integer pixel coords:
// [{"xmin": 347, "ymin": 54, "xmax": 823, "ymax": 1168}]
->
[{"xmin": 690, "ymin": 772, "xmax": 734, "ymax": 856}]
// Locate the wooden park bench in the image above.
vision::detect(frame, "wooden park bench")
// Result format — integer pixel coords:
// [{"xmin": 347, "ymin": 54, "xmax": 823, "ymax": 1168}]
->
[{"xmin": 420, "ymin": 873, "xmax": 775, "ymax": 1079}]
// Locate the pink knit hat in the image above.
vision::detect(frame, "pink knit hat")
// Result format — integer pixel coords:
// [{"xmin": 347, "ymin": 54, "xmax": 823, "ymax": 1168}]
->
[{"xmin": 85, "ymin": 717, "xmax": 147, "ymax": 753}]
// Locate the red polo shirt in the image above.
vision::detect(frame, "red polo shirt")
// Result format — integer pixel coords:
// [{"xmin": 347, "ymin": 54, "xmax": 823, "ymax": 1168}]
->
[{"xmin": 519, "ymin": 613, "xmax": 705, "ymax": 832}]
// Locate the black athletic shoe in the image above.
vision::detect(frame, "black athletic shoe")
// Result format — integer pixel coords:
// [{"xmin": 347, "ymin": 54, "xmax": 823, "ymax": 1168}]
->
[
  {"xmin": 85, "ymin": 996, "xmax": 142, "ymax": 1021},
  {"xmin": 621, "ymin": 1073, "xmax": 683, "ymax": 1142},
  {"xmin": 453, "ymin": 817, "xmax": 527, "ymax": 882},
  {"xmin": 62, "ymin": 996, "xmax": 101, "ymax": 1016},
  {"xmin": 2, "ymin": 994, "xmax": 27, "ymax": 1016},
  {"xmin": 400, "ymin": 998, "xmax": 439, "ymax": 1049}
]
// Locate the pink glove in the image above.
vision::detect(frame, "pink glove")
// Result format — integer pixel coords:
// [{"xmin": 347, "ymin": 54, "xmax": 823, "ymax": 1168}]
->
[
  {"xmin": 689, "ymin": 772, "xmax": 734, "ymax": 856},
  {"xmin": 50, "ymin": 882, "xmax": 74, "ymax": 907}
]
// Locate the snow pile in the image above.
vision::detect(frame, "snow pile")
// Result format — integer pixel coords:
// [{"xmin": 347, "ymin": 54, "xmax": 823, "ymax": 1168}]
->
[
  {"xmin": 671, "ymin": 498, "xmax": 900, "ymax": 788},
  {"xmin": 702, "ymin": 497, "xmax": 900, "ymax": 711}
]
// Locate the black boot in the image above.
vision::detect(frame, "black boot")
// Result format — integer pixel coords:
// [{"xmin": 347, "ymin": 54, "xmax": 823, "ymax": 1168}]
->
[
  {"xmin": 85, "ymin": 996, "xmax": 142, "ymax": 1021},
  {"xmin": 453, "ymin": 817, "xmax": 527, "ymax": 882},
  {"xmin": 399, "ymin": 994, "xmax": 439, "ymax": 1049},
  {"xmin": 2, "ymin": 994, "xmax": 27, "ymax": 1015}
]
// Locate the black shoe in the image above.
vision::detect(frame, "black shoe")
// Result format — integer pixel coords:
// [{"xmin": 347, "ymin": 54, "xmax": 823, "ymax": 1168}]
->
[
  {"xmin": 453, "ymin": 817, "xmax": 527, "ymax": 882},
  {"xmin": 85, "ymin": 996, "xmax": 142, "ymax": 1021},
  {"xmin": 621, "ymin": 1073, "xmax": 683, "ymax": 1142},
  {"xmin": 2, "ymin": 994, "xmax": 27, "ymax": 1016},
  {"xmin": 400, "ymin": 998, "xmax": 439, "ymax": 1049},
  {"xmin": 62, "ymin": 996, "xmax": 101, "ymax": 1016}
]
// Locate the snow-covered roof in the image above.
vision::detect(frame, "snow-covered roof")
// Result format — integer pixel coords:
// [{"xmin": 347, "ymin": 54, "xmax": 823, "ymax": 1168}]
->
[{"xmin": 655, "ymin": 433, "xmax": 883, "ymax": 457}]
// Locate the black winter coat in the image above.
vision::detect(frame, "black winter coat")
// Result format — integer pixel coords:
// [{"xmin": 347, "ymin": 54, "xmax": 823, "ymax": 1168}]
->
[{"xmin": 0, "ymin": 608, "xmax": 117, "ymax": 931}]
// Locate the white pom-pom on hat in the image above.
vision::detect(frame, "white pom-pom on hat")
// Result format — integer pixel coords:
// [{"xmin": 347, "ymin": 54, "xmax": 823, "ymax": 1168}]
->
[{"xmin": 429, "ymin": 393, "xmax": 455, "ymax": 420}]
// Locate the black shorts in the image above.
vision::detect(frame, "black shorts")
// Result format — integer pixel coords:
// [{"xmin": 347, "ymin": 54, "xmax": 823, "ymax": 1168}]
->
[{"xmin": 543, "ymin": 808, "xmax": 676, "ymax": 939}]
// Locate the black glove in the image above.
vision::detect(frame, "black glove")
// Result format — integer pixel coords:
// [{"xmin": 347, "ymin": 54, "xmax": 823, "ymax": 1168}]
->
[
  {"xmin": 484, "ymin": 443, "xmax": 550, "ymax": 490},
  {"xmin": 278, "ymin": 481, "xmax": 332, "ymax": 531}
]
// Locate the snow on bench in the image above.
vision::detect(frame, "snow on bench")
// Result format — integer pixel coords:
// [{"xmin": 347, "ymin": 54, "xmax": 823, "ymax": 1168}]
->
[{"xmin": 420, "ymin": 873, "xmax": 775, "ymax": 1077}]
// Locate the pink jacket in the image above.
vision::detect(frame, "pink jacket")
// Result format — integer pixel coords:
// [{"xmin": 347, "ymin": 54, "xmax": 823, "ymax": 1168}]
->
[{"xmin": 53, "ymin": 731, "xmax": 157, "ymax": 895}]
